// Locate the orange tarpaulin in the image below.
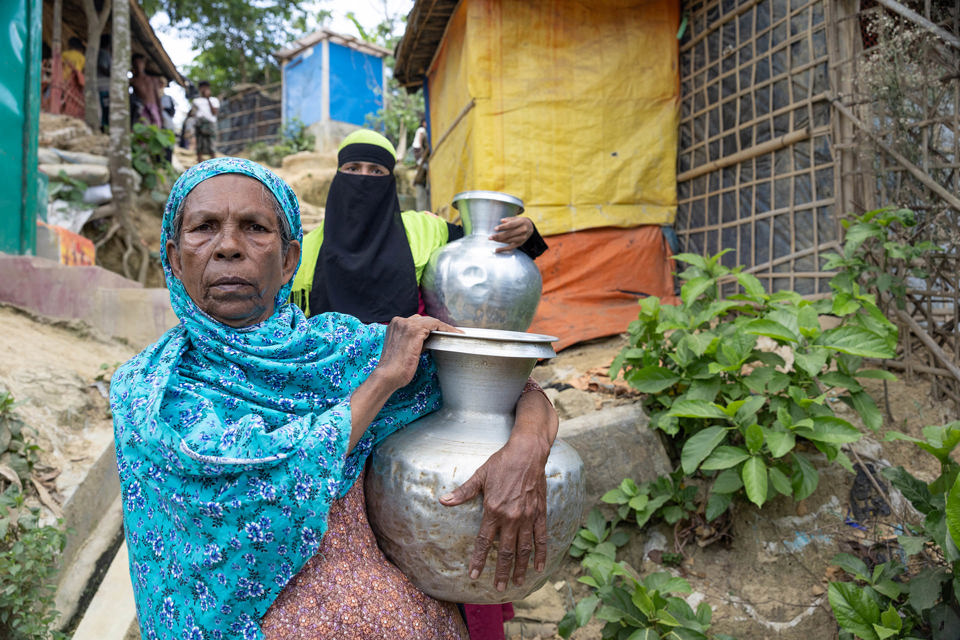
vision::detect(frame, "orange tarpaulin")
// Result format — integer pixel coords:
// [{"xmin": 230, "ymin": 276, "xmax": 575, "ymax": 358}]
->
[{"xmin": 528, "ymin": 226, "xmax": 679, "ymax": 351}]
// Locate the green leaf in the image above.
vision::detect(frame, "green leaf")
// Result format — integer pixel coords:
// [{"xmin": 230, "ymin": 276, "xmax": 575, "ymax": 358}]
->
[
  {"xmin": 855, "ymin": 369, "xmax": 897, "ymax": 381},
  {"xmin": 795, "ymin": 350, "xmax": 829, "ymax": 377},
  {"xmin": 881, "ymin": 467, "xmax": 935, "ymax": 515},
  {"xmin": 558, "ymin": 611, "xmax": 578, "ymax": 638},
  {"xmin": 764, "ymin": 428, "xmax": 796, "ymax": 458},
  {"xmin": 819, "ymin": 372, "xmax": 863, "ymax": 391},
  {"xmin": 831, "ymin": 552, "xmax": 869, "ymax": 580},
  {"xmin": 816, "ymin": 326, "xmax": 896, "ymax": 359},
  {"xmin": 744, "ymin": 423, "xmax": 764, "ymax": 454},
  {"xmin": 626, "ymin": 366, "xmax": 682, "ymax": 393},
  {"xmin": 907, "ymin": 567, "xmax": 948, "ymax": 613},
  {"xmin": 743, "ymin": 318, "xmax": 799, "ymax": 343},
  {"xmin": 681, "ymin": 427, "xmax": 729, "ymax": 475},
  {"xmin": 667, "ymin": 399, "xmax": 728, "ymax": 420},
  {"xmin": 796, "ymin": 416, "xmax": 862, "ymax": 444},
  {"xmin": 711, "ymin": 468, "xmax": 744, "ymax": 493},
  {"xmin": 879, "ymin": 605, "xmax": 901, "ymax": 632},
  {"xmin": 828, "ymin": 582, "xmax": 881, "ymax": 640},
  {"xmin": 701, "ymin": 446, "xmax": 751, "ymax": 471},
  {"xmin": 705, "ymin": 492, "xmax": 733, "ymax": 521},
  {"xmin": 736, "ymin": 272, "xmax": 766, "ymax": 299},
  {"xmin": 849, "ymin": 391, "xmax": 883, "ymax": 431},
  {"xmin": 601, "ymin": 489, "xmax": 627, "ymax": 504},
  {"xmin": 946, "ymin": 471, "xmax": 960, "ymax": 551},
  {"xmin": 629, "ymin": 494, "xmax": 650, "ymax": 512},
  {"xmin": 791, "ymin": 452, "xmax": 819, "ymax": 500},
  {"xmin": 573, "ymin": 595, "xmax": 600, "ymax": 627},
  {"xmin": 897, "ymin": 535, "xmax": 925, "ymax": 556},
  {"xmin": 625, "ymin": 629, "xmax": 661, "ymax": 640},
  {"xmin": 682, "ymin": 277, "xmax": 715, "ymax": 306},
  {"xmin": 734, "ymin": 395, "xmax": 766, "ymax": 426},
  {"xmin": 768, "ymin": 466, "xmax": 792, "ymax": 496},
  {"xmin": 586, "ymin": 508, "xmax": 607, "ymax": 541},
  {"xmin": 741, "ymin": 456, "xmax": 768, "ymax": 508}
]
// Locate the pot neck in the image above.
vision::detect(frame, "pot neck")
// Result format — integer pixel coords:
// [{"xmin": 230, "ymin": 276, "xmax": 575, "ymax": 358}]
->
[{"xmin": 462, "ymin": 208, "xmax": 507, "ymax": 237}]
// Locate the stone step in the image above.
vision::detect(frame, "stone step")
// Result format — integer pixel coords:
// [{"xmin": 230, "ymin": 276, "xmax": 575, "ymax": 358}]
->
[
  {"xmin": 557, "ymin": 403, "xmax": 671, "ymax": 507},
  {"xmin": 70, "ymin": 541, "xmax": 138, "ymax": 640}
]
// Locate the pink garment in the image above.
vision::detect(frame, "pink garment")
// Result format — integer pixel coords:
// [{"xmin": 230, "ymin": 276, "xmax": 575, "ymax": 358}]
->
[
  {"xmin": 140, "ymin": 101, "xmax": 162, "ymax": 127},
  {"xmin": 464, "ymin": 603, "xmax": 515, "ymax": 640},
  {"xmin": 262, "ymin": 470, "xmax": 467, "ymax": 639}
]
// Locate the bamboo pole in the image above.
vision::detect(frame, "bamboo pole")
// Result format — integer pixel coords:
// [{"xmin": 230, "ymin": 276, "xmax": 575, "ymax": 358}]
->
[
  {"xmin": 430, "ymin": 98, "xmax": 475, "ymax": 157},
  {"xmin": 677, "ymin": 128, "xmax": 810, "ymax": 183},
  {"xmin": 873, "ymin": 0, "xmax": 960, "ymax": 51}
]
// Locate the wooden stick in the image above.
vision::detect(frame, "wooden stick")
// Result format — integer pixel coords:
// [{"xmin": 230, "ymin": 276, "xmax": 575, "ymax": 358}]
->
[
  {"xmin": 430, "ymin": 98, "xmax": 476, "ymax": 157},
  {"xmin": 896, "ymin": 309, "xmax": 960, "ymax": 384},
  {"xmin": 830, "ymin": 97, "xmax": 960, "ymax": 212},
  {"xmin": 883, "ymin": 359, "xmax": 954, "ymax": 378}
]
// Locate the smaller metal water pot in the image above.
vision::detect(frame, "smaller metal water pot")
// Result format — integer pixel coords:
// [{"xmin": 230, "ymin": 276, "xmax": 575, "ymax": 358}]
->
[
  {"xmin": 365, "ymin": 327, "xmax": 585, "ymax": 604},
  {"xmin": 421, "ymin": 191, "xmax": 543, "ymax": 332}
]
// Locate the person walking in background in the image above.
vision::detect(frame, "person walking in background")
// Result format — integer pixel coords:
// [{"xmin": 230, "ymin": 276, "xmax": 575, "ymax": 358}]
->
[
  {"xmin": 192, "ymin": 80, "xmax": 220, "ymax": 163},
  {"xmin": 96, "ymin": 35, "xmax": 111, "ymax": 130},
  {"xmin": 131, "ymin": 54, "xmax": 161, "ymax": 127}
]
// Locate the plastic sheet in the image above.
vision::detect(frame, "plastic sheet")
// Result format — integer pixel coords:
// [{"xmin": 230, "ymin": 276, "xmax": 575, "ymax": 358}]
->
[
  {"xmin": 425, "ymin": 0, "xmax": 680, "ymax": 237},
  {"xmin": 528, "ymin": 226, "xmax": 679, "ymax": 351}
]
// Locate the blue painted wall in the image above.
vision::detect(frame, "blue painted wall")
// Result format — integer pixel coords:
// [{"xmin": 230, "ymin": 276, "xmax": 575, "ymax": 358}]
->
[
  {"xmin": 282, "ymin": 40, "xmax": 384, "ymax": 128},
  {"xmin": 283, "ymin": 47, "xmax": 324, "ymax": 126},
  {"xmin": 328, "ymin": 42, "xmax": 383, "ymax": 126}
]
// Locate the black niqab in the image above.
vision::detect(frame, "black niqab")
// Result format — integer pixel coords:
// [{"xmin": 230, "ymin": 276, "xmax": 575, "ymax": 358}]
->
[{"xmin": 309, "ymin": 172, "xmax": 419, "ymax": 323}]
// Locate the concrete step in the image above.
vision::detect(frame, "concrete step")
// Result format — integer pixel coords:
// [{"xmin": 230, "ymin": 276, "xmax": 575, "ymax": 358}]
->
[
  {"xmin": 70, "ymin": 541, "xmax": 138, "ymax": 640},
  {"xmin": 0, "ymin": 253, "xmax": 176, "ymax": 348}
]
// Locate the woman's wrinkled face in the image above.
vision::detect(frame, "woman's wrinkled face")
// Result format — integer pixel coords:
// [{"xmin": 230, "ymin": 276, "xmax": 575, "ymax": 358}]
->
[
  {"xmin": 339, "ymin": 161, "xmax": 390, "ymax": 176},
  {"xmin": 166, "ymin": 174, "xmax": 301, "ymax": 328}
]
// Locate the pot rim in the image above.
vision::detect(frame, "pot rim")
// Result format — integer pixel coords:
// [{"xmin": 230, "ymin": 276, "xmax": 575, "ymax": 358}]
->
[
  {"xmin": 451, "ymin": 190, "xmax": 525, "ymax": 214},
  {"xmin": 426, "ymin": 327, "xmax": 556, "ymax": 359}
]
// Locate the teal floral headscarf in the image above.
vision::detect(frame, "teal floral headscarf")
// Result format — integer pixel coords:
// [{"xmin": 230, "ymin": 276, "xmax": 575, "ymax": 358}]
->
[{"xmin": 110, "ymin": 158, "xmax": 441, "ymax": 640}]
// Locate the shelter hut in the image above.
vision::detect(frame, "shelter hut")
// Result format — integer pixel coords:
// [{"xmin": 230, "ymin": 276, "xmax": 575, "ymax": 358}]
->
[
  {"xmin": 393, "ymin": 0, "xmax": 682, "ymax": 350},
  {"xmin": 394, "ymin": 0, "xmax": 960, "ymax": 405},
  {"xmin": 40, "ymin": 0, "xmax": 183, "ymax": 118},
  {"xmin": 274, "ymin": 29, "xmax": 390, "ymax": 152}
]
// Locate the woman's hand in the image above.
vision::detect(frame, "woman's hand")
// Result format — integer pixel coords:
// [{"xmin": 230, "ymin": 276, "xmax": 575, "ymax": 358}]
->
[
  {"xmin": 490, "ymin": 216, "xmax": 534, "ymax": 253},
  {"xmin": 349, "ymin": 315, "xmax": 458, "ymax": 452},
  {"xmin": 440, "ymin": 382, "xmax": 559, "ymax": 590}
]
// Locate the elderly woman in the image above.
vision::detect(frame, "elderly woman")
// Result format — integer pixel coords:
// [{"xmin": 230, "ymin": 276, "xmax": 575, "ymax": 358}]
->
[{"xmin": 112, "ymin": 158, "xmax": 558, "ymax": 640}]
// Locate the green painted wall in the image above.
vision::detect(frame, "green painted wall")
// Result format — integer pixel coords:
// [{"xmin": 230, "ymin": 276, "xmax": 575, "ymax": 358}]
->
[{"xmin": 0, "ymin": 0, "xmax": 41, "ymax": 255}]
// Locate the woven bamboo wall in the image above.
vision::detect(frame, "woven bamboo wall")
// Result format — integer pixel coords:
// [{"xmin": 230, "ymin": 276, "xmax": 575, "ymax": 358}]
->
[
  {"xmin": 675, "ymin": 0, "xmax": 839, "ymax": 296},
  {"xmin": 218, "ymin": 83, "xmax": 282, "ymax": 155}
]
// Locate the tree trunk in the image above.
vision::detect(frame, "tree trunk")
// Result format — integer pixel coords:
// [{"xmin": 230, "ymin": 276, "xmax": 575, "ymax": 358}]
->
[
  {"xmin": 81, "ymin": 0, "xmax": 111, "ymax": 131},
  {"xmin": 50, "ymin": 0, "xmax": 63, "ymax": 114},
  {"xmin": 108, "ymin": 0, "xmax": 149, "ymax": 283}
]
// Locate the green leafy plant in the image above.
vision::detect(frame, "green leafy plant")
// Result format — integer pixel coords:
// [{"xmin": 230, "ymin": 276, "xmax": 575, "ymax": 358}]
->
[
  {"xmin": 822, "ymin": 207, "xmax": 938, "ymax": 310},
  {"xmin": 569, "ymin": 508, "xmax": 631, "ymax": 560},
  {"xmin": 48, "ymin": 171, "xmax": 89, "ymax": 211},
  {"xmin": 0, "ymin": 391, "xmax": 67, "ymax": 640},
  {"xmin": 558, "ymin": 554, "xmax": 735, "ymax": 640},
  {"xmin": 131, "ymin": 122, "xmax": 177, "ymax": 202},
  {"xmin": 602, "ymin": 470, "xmax": 698, "ymax": 528},
  {"xmin": 611, "ymin": 250, "xmax": 898, "ymax": 514},
  {"xmin": 828, "ymin": 421, "xmax": 960, "ymax": 639}
]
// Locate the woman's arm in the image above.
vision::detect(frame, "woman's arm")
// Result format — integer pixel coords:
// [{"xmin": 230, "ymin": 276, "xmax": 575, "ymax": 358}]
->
[
  {"xmin": 439, "ymin": 379, "xmax": 559, "ymax": 591},
  {"xmin": 348, "ymin": 315, "xmax": 458, "ymax": 452}
]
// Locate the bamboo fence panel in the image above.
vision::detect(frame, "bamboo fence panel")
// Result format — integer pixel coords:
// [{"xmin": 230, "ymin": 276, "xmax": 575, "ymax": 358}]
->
[{"xmin": 676, "ymin": 0, "xmax": 838, "ymax": 297}]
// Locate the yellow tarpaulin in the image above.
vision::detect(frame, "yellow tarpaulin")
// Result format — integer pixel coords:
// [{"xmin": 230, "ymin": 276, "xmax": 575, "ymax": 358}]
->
[{"xmin": 426, "ymin": 0, "xmax": 680, "ymax": 236}]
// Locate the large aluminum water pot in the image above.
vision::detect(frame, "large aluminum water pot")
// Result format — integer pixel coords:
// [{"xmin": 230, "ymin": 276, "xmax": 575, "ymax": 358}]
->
[
  {"xmin": 365, "ymin": 327, "xmax": 585, "ymax": 604},
  {"xmin": 421, "ymin": 191, "xmax": 543, "ymax": 331}
]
